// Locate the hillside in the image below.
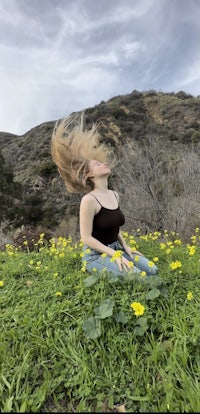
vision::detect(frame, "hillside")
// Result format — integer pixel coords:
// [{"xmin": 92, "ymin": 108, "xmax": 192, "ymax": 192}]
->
[{"xmin": 0, "ymin": 89, "xmax": 200, "ymax": 245}]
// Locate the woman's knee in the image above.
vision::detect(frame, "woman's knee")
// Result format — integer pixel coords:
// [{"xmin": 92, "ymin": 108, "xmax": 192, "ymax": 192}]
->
[{"xmin": 147, "ymin": 265, "xmax": 158, "ymax": 276}]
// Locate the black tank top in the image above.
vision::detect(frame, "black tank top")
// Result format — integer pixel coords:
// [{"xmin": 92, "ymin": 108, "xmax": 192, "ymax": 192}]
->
[{"xmin": 90, "ymin": 191, "xmax": 125, "ymax": 245}]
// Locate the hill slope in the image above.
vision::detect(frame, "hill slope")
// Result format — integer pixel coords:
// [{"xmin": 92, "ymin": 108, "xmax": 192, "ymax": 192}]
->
[{"xmin": 0, "ymin": 89, "xmax": 200, "ymax": 243}]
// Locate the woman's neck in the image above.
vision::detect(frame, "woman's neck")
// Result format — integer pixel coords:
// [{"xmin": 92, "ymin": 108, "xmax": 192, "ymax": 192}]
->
[{"xmin": 92, "ymin": 177, "xmax": 109, "ymax": 192}]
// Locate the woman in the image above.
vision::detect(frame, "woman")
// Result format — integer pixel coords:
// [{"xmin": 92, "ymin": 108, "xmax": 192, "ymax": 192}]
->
[{"xmin": 51, "ymin": 112, "xmax": 158, "ymax": 277}]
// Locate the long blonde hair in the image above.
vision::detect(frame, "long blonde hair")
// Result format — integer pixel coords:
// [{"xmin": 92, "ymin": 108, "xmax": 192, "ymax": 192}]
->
[{"xmin": 51, "ymin": 112, "xmax": 115, "ymax": 193}]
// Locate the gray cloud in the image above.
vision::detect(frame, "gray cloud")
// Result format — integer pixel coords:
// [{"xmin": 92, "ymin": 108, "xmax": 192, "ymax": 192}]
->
[{"xmin": 0, "ymin": 0, "xmax": 200, "ymax": 134}]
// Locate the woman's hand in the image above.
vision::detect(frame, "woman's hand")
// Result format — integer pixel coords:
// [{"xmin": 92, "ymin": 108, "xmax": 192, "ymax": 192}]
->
[
  {"xmin": 115, "ymin": 256, "xmax": 133, "ymax": 272},
  {"xmin": 123, "ymin": 245, "xmax": 143, "ymax": 259}
]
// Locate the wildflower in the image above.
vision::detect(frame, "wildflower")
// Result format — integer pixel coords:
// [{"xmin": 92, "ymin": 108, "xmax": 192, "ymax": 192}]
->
[
  {"xmin": 131, "ymin": 301, "xmax": 145, "ymax": 316},
  {"xmin": 153, "ymin": 257, "xmax": 159, "ymax": 262},
  {"xmin": 58, "ymin": 252, "xmax": 65, "ymax": 258},
  {"xmin": 80, "ymin": 252, "xmax": 85, "ymax": 258},
  {"xmin": 55, "ymin": 291, "xmax": 62, "ymax": 296},
  {"xmin": 141, "ymin": 271, "xmax": 146, "ymax": 277},
  {"xmin": 92, "ymin": 267, "xmax": 97, "ymax": 272},
  {"xmin": 166, "ymin": 249, "xmax": 171, "ymax": 255},
  {"xmin": 134, "ymin": 255, "xmax": 139, "ymax": 262},
  {"xmin": 160, "ymin": 243, "xmax": 166, "ymax": 250},
  {"xmin": 174, "ymin": 239, "xmax": 182, "ymax": 246},
  {"xmin": 36, "ymin": 261, "xmax": 41, "ymax": 266},
  {"xmin": 53, "ymin": 272, "xmax": 58, "ymax": 278},
  {"xmin": 148, "ymin": 261, "xmax": 154, "ymax": 267},
  {"xmin": 29, "ymin": 260, "xmax": 34, "ymax": 265},
  {"xmin": 85, "ymin": 248, "xmax": 91, "ymax": 254},
  {"xmin": 101, "ymin": 253, "xmax": 107, "ymax": 258},
  {"xmin": 0, "ymin": 280, "xmax": 4, "ymax": 287},
  {"xmin": 190, "ymin": 235, "xmax": 197, "ymax": 244},
  {"xmin": 110, "ymin": 250, "xmax": 123, "ymax": 262},
  {"xmin": 170, "ymin": 260, "xmax": 182, "ymax": 270},
  {"xmin": 187, "ymin": 245, "xmax": 196, "ymax": 256},
  {"xmin": 81, "ymin": 260, "xmax": 87, "ymax": 272},
  {"xmin": 187, "ymin": 291, "xmax": 193, "ymax": 301}
]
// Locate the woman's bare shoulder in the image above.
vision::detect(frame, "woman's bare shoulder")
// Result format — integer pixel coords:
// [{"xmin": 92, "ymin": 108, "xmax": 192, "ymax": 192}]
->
[{"xmin": 80, "ymin": 193, "xmax": 97, "ymax": 207}]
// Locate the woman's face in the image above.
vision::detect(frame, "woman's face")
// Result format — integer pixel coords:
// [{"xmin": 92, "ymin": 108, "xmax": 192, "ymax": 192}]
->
[{"xmin": 89, "ymin": 160, "xmax": 111, "ymax": 178}]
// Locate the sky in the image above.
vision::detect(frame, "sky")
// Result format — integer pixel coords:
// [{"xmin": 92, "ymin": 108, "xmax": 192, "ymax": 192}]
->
[{"xmin": 1, "ymin": 0, "xmax": 200, "ymax": 135}]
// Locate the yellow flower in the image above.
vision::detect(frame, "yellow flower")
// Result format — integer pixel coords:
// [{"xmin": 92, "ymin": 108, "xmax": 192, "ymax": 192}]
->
[
  {"xmin": 29, "ymin": 260, "xmax": 34, "ymax": 265},
  {"xmin": 85, "ymin": 248, "xmax": 91, "ymax": 254},
  {"xmin": 174, "ymin": 239, "xmax": 182, "ymax": 246},
  {"xmin": 0, "ymin": 280, "xmax": 4, "ymax": 287},
  {"xmin": 170, "ymin": 260, "xmax": 182, "ymax": 270},
  {"xmin": 134, "ymin": 255, "xmax": 139, "ymax": 262},
  {"xmin": 148, "ymin": 261, "xmax": 154, "ymax": 267},
  {"xmin": 187, "ymin": 245, "xmax": 196, "ymax": 256},
  {"xmin": 101, "ymin": 253, "xmax": 107, "ymax": 258},
  {"xmin": 92, "ymin": 267, "xmax": 97, "ymax": 272},
  {"xmin": 141, "ymin": 271, "xmax": 146, "ymax": 277},
  {"xmin": 53, "ymin": 272, "xmax": 58, "ymax": 278},
  {"xmin": 55, "ymin": 291, "xmax": 62, "ymax": 296},
  {"xmin": 110, "ymin": 250, "xmax": 123, "ymax": 262},
  {"xmin": 160, "ymin": 243, "xmax": 166, "ymax": 250},
  {"xmin": 166, "ymin": 249, "xmax": 171, "ymax": 255},
  {"xmin": 80, "ymin": 252, "xmax": 85, "ymax": 258},
  {"xmin": 81, "ymin": 260, "xmax": 87, "ymax": 272},
  {"xmin": 153, "ymin": 257, "xmax": 159, "ymax": 262},
  {"xmin": 187, "ymin": 291, "xmax": 193, "ymax": 301},
  {"xmin": 131, "ymin": 301, "xmax": 145, "ymax": 316}
]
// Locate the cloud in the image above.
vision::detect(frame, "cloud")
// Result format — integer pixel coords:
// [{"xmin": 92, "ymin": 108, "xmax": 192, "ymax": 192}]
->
[{"xmin": 0, "ymin": 0, "xmax": 200, "ymax": 135}]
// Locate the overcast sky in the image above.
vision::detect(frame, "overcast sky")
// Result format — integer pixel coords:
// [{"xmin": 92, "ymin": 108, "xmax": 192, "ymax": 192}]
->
[{"xmin": 1, "ymin": 0, "xmax": 200, "ymax": 135}]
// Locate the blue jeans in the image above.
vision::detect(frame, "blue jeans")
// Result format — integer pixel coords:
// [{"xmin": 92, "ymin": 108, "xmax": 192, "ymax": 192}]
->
[{"xmin": 82, "ymin": 241, "xmax": 158, "ymax": 277}]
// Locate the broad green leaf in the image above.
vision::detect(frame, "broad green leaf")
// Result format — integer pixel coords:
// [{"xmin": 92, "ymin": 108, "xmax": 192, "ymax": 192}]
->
[
  {"xmin": 134, "ymin": 325, "xmax": 148, "ymax": 336},
  {"xmin": 94, "ymin": 298, "xmax": 114, "ymax": 319},
  {"xmin": 114, "ymin": 311, "xmax": 129, "ymax": 323},
  {"xmin": 146, "ymin": 288, "xmax": 160, "ymax": 300},
  {"xmin": 144, "ymin": 276, "xmax": 163, "ymax": 288},
  {"xmin": 83, "ymin": 317, "xmax": 101, "ymax": 339},
  {"xmin": 135, "ymin": 317, "xmax": 148, "ymax": 328},
  {"xmin": 84, "ymin": 274, "xmax": 99, "ymax": 287}
]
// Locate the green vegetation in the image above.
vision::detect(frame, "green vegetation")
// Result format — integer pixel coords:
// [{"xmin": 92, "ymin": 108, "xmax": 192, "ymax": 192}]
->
[{"xmin": 0, "ymin": 229, "xmax": 200, "ymax": 412}]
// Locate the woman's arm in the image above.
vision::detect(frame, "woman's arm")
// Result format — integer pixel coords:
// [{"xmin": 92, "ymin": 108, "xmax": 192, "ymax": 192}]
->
[
  {"xmin": 117, "ymin": 232, "xmax": 143, "ymax": 258},
  {"xmin": 79, "ymin": 195, "xmax": 116, "ymax": 257}
]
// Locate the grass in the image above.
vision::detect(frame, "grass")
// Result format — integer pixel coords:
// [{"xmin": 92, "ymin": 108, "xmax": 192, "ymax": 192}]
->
[{"xmin": 0, "ymin": 229, "xmax": 200, "ymax": 412}]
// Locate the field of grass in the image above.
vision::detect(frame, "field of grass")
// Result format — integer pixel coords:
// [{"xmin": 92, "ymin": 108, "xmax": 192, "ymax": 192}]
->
[{"xmin": 0, "ymin": 228, "xmax": 200, "ymax": 413}]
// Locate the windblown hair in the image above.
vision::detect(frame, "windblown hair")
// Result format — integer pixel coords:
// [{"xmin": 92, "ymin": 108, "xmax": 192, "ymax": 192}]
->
[{"xmin": 51, "ymin": 112, "xmax": 115, "ymax": 193}]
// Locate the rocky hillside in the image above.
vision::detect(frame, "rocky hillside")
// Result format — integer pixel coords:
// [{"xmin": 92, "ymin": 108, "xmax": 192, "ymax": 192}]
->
[{"xmin": 0, "ymin": 89, "xmax": 200, "ymax": 244}]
